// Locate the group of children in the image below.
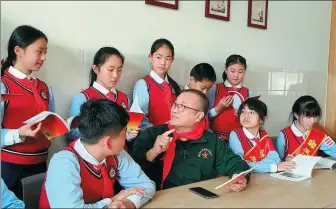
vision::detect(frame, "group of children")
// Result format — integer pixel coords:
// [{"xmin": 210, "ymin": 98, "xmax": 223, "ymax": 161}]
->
[{"xmin": 1, "ymin": 25, "xmax": 336, "ymax": 208}]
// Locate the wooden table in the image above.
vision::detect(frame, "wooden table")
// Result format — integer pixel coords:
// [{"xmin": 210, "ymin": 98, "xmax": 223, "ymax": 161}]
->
[{"xmin": 144, "ymin": 170, "xmax": 336, "ymax": 208}]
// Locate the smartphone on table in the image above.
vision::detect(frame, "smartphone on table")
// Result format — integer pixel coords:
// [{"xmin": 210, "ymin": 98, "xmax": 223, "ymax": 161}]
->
[{"xmin": 189, "ymin": 187, "xmax": 219, "ymax": 199}]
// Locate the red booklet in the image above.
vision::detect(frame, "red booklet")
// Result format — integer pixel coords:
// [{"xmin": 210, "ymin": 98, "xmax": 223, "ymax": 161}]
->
[
  {"xmin": 127, "ymin": 112, "xmax": 145, "ymax": 132},
  {"xmin": 1, "ymin": 93, "xmax": 22, "ymax": 101},
  {"xmin": 23, "ymin": 111, "xmax": 79, "ymax": 140}
]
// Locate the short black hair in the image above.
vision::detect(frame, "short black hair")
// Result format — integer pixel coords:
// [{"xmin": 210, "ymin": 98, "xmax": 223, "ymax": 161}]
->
[
  {"xmin": 238, "ymin": 98, "xmax": 267, "ymax": 121},
  {"xmin": 78, "ymin": 99, "xmax": 130, "ymax": 144},
  {"xmin": 182, "ymin": 89, "xmax": 209, "ymax": 113},
  {"xmin": 190, "ymin": 63, "xmax": 217, "ymax": 83},
  {"xmin": 290, "ymin": 95, "xmax": 321, "ymax": 122}
]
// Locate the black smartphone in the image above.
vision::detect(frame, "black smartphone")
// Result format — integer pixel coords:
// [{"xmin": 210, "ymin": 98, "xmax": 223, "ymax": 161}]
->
[{"xmin": 189, "ymin": 187, "xmax": 219, "ymax": 199}]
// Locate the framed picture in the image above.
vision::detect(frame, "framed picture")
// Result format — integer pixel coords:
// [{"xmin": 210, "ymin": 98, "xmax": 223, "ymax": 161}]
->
[
  {"xmin": 145, "ymin": 0, "xmax": 178, "ymax": 10},
  {"xmin": 247, "ymin": 0, "xmax": 268, "ymax": 29},
  {"xmin": 205, "ymin": 0, "xmax": 230, "ymax": 21}
]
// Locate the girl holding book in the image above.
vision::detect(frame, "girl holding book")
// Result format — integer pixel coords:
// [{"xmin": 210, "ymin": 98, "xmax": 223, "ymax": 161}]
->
[
  {"xmin": 1, "ymin": 25, "xmax": 55, "ymax": 199},
  {"xmin": 229, "ymin": 99, "xmax": 296, "ymax": 173},
  {"xmin": 276, "ymin": 95, "xmax": 336, "ymax": 161},
  {"xmin": 68, "ymin": 47, "xmax": 138, "ymax": 146},
  {"xmin": 208, "ymin": 54, "xmax": 253, "ymax": 141}
]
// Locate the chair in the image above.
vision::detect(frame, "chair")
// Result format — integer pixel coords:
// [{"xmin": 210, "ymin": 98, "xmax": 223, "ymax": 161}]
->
[{"xmin": 22, "ymin": 172, "xmax": 45, "ymax": 209}]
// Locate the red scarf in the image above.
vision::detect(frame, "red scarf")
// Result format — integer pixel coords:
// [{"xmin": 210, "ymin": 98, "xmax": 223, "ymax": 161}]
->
[{"xmin": 161, "ymin": 118, "xmax": 206, "ymax": 188}]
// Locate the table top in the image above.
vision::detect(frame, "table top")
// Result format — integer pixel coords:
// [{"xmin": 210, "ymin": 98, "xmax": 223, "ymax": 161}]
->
[{"xmin": 144, "ymin": 170, "xmax": 336, "ymax": 208}]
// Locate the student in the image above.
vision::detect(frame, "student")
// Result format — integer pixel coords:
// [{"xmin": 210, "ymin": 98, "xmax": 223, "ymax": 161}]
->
[
  {"xmin": 229, "ymin": 99, "xmax": 296, "ymax": 173},
  {"xmin": 276, "ymin": 95, "xmax": 336, "ymax": 161},
  {"xmin": 208, "ymin": 55, "xmax": 251, "ymax": 141},
  {"xmin": 67, "ymin": 47, "xmax": 138, "ymax": 144},
  {"xmin": 1, "ymin": 178, "xmax": 25, "ymax": 208},
  {"xmin": 131, "ymin": 89, "xmax": 250, "ymax": 191},
  {"xmin": 1, "ymin": 25, "xmax": 55, "ymax": 199},
  {"xmin": 130, "ymin": 38, "xmax": 181, "ymax": 129},
  {"xmin": 185, "ymin": 63, "xmax": 216, "ymax": 94},
  {"xmin": 40, "ymin": 99, "xmax": 155, "ymax": 208}
]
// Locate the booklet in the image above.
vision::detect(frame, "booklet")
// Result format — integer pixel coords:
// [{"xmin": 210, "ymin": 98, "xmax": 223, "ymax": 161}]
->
[
  {"xmin": 127, "ymin": 112, "xmax": 145, "ymax": 132},
  {"xmin": 1, "ymin": 93, "xmax": 22, "ymax": 101},
  {"xmin": 215, "ymin": 166, "xmax": 256, "ymax": 190},
  {"xmin": 314, "ymin": 157, "xmax": 336, "ymax": 170},
  {"xmin": 23, "ymin": 111, "xmax": 79, "ymax": 140},
  {"xmin": 271, "ymin": 155, "xmax": 321, "ymax": 183}
]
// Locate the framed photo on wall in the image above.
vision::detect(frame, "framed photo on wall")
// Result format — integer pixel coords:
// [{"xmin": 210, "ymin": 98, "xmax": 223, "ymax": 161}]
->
[
  {"xmin": 205, "ymin": 0, "xmax": 230, "ymax": 21},
  {"xmin": 247, "ymin": 0, "xmax": 268, "ymax": 29},
  {"xmin": 145, "ymin": 0, "xmax": 178, "ymax": 10}
]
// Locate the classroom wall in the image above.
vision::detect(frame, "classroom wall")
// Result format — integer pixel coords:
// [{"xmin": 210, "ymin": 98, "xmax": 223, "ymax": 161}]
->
[{"xmin": 1, "ymin": 1, "xmax": 332, "ymax": 137}]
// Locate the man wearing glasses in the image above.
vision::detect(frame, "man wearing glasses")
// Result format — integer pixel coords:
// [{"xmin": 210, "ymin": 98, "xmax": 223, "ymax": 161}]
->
[{"xmin": 130, "ymin": 89, "xmax": 250, "ymax": 191}]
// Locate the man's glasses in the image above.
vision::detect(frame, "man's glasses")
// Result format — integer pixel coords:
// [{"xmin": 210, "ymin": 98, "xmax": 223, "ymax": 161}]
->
[{"xmin": 171, "ymin": 101, "xmax": 202, "ymax": 113}]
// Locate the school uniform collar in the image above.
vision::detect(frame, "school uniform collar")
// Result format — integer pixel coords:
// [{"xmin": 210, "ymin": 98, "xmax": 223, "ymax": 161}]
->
[
  {"xmin": 92, "ymin": 81, "xmax": 117, "ymax": 95},
  {"xmin": 8, "ymin": 66, "xmax": 34, "ymax": 80},
  {"xmin": 185, "ymin": 85, "xmax": 190, "ymax": 90},
  {"xmin": 243, "ymin": 127, "xmax": 260, "ymax": 139},
  {"xmin": 74, "ymin": 139, "xmax": 106, "ymax": 166},
  {"xmin": 150, "ymin": 70, "xmax": 169, "ymax": 84},
  {"xmin": 291, "ymin": 123, "xmax": 307, "ymax": 137},
  {"xmin": 224, "ymin": 80, "xmax": 242, "ymax": 88}
]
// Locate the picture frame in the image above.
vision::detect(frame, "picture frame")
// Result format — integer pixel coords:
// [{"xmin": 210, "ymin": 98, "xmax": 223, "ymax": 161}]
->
[
  {"xmin": 247, "ymin": 0, "xmax": 268, "ymax": 29},
  {"xmin": 145, "ymin": 0, "xmax": 179, "ymax": 10},
  {"xmin": 205, "ymin": 0, "xmax": 230, "ymax": 21}
]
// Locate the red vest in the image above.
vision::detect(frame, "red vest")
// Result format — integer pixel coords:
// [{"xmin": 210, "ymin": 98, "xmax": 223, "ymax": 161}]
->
[
  {"xmin": 143, "ymin": 75, "xmax": 177, "ymax": 126},
  {"xmin": 211, "ymin": 83, "xmax": 249, "ymax": 141},
  {"xmin": 234, "ymin": 128, "xmax": 275, "ymax": 162},
  {"xmin": 81, "ymin": 86, "xmax": 129, "ymax": 152},
  {"xmin": 281, "ymin": 126, "xmax": 326, "ymax": 159},
  {"xmin": 39, "ymin": 140, "xmax": 118, "ymax": 208},
  {"xmin": 81, "ymin": 87, "xmax": 129, "ymax": 109},
  {"xmin": 1, "ymin": 69, "xmax": 50, "ymax": 165}
]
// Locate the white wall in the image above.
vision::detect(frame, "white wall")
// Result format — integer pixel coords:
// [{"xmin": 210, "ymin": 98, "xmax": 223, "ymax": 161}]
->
[{"xmin": 1, "ymin": 1, "xmax": 332, "ymax": 137}]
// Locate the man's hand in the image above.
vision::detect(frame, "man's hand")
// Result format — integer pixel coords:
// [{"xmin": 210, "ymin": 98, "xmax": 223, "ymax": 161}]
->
[
  {"xmin": 224, "ymin": 174, "xmax": 247, "ymax": 192},
  {"xmin": 146, "ymin": 129, "xmax": 175, "ymax": 162}
]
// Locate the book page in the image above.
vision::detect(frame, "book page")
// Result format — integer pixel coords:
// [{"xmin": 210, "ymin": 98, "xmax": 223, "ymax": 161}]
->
[
  {"xmin": 23, "ymin": 111, "xmax": 56, "ymax": 124},
  {"xmin": 272, "ymin": 172, "xmax": 309, "ymax": 183},
  {"xmin": 315, "ymin": 157, "xmax": 336, "ymax": 169},
  {"xmin": 291, "ymin": 155, "xmax": 321, "ymax": 177}
]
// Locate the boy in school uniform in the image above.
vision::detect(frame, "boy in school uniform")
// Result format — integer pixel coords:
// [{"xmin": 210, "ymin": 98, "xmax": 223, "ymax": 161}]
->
[
  {"xmin": 184, "ymin": 63, "xmax": 216, "ymax": 94},
  {"xmin": 131, "ymin": 89, "xmax": 250, "ymax": 191},
  {"xmin": 1, "ymin": 178, "xmax": 25, "ymax": 208},
  {"xmin": 40, "ymin": 99, "xmax": 155, "ymax": 208}
]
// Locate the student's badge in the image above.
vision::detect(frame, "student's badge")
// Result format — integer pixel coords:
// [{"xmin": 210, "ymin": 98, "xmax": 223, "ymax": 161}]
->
[
  {"xmin": 171, "ymin": 88, "xmax": 175, "ymax": 94},
  {"xmin": 40, "ymin": 90, "xmax": 47, "ymax": 100},
  {"xmin": 109, "ymin": 167, "xmax": 116, "ymax": 178},
  {"xmin": 121, "ymin": 101, "xmax": 126, "ymax": 109}
]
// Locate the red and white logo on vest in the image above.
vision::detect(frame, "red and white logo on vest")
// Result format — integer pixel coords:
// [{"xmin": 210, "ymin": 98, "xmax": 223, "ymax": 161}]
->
[
  {"xmin": 121, "ymin": 101, "xmax": 126, "ymax": 109},
  {"xmin": 40, "ymin": 90, "xmax": 47, "ymax": 100},
  {"xmin": 198, "ymin": 148, "xmax": 212, "ymax": 159},
  {"xmin": 109, "ymin": 166, "xmax": 116, "ymax": 178}
]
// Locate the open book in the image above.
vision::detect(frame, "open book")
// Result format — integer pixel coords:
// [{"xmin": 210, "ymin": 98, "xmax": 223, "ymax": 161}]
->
[
  {"xmin": 271, "ymin": 155, "xmax": 321, "ymax": 183},
  {"xmin": 23, "ymin": 111, "xmax": 79, "ymax": 140},
  {"xmin": 1, "ymin": 93, "xmax": 22, "ymax": 101},
  {"xmin": 215, "ymin": 166, "xmax": 256, "ymax": 189},
  {"xmin": 314, "ymin": 157, "xmax": 336, "ymax": 170},
  {"xmin": 127, "ymin": 112, "xmax": 145, "ymax": 132}
]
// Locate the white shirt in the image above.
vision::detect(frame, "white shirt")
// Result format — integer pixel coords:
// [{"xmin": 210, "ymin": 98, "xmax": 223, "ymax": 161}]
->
[{"xmin": 92, "ymin": 81, "xmax": 117, "ymax": 95}]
